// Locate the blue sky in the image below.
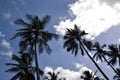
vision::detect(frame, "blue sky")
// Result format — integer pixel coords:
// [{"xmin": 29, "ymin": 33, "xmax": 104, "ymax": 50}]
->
[{"xmin": 0, "ymin": 0, "xmax": 120, "ymax": 80}]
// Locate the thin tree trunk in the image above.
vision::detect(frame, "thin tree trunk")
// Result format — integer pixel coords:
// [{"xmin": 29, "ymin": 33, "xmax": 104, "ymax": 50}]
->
[
  {"xmin": 80, "ymin": 41, "xmax": 109, "ymax": 80},
  {"xmin": 34, "ymin": 40, "xmax": 40, "ymax": 80},
  {"xmin": 103, "ymin": 56, "xmax": 119, "ymax": 76}
]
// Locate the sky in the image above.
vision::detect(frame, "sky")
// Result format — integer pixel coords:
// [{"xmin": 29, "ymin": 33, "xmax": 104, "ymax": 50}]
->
[{"xmin": 0, "ymin": 0, "xmax": 120, "ymax": 80}]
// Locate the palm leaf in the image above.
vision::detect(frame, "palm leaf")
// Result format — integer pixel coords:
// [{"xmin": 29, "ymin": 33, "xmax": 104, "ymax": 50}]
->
[
  {"xmin": 5, "ymin": 63, "xmax": 19, "ymax": 66},
  {"xmin": 5, "ymin": 67, "xmax": 21, "ymax": 72},
  {"xmin": 38, "ymin": 39, "xmax": 52, "ymax": 54},
  {"xmin": 12, "ymin": 55, "xmax": 22, "ymax": 63},
  {"xmin": 10, "ymin": 72, "xmax": 23, "ymax": 80},
  {"xmin": 40, "ymin": 15, "xmax": 51, "ymax": 29},
  {"xmin": 79, "ymin": 44, "xmax": 84, "ymax": 56},
  {"xmin": 14, "ymin": 18, "xmax": 30, "ymax": 27},
  {"xmin": 26, "ymin": 14, "xmax": 34, "ymax": 21}
]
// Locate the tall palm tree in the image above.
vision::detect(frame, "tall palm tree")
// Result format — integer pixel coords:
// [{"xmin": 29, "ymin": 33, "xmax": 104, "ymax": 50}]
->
[
  {"xmin": 11, "ymin": 14, "xmax": 59, "ymax": 80},
  {"xmin": 5, "ymin": 53, "xmax": 35, "ymax": 80},
  {"xmin": 93, "ymin": 42, "xmax": 117, "ymax": 74},
  {"xmin": 63, "ymin": 25, "xmax": 109, "ymax": 80},
  {"xmin": 108, "ymin": 44, "xmax": 120, "ymax": 67}
]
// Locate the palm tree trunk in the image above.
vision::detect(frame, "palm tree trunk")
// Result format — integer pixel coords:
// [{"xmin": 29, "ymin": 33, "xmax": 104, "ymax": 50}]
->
[
  {"xmin": 79, "ymin": 41, "xmax": 109, "ymax": 80},
  {"xmin": 103, "ymin": 56, "xmax": 119, "ymax": 76},
  {"xmin": 34, "ymin": 40, "xmax": 40, "ymax": 80}
]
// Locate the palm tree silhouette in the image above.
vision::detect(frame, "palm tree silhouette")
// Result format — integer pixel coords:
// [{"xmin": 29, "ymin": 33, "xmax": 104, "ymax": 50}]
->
[
  {"xmin": 63, "ymin": 24, "xmax": 109, "ymax": 80},
  {"xmin": 11, "ymin": 14, "xmax": 59, "ymax": 80},
  {"xmin": 108, "ymin": 44, "xmax": 120, "ymax": 67},
  {"xmin": 44, "ymin": 71, "xmax": 62, "ymax": 80},
  {"xmin": 93, "ymin": 42, "xmax": 107, "ymax": 62},
  {"xmin": 5, "ymin": 53, "xmax": 35, "ymax": 80},
  {"xmin": 93, "ymin": 42, "xmax": 117, "ymax": 75},
  {"xmin": 80, "ymin": 70, "xmax": 101, "ymax": 80}
]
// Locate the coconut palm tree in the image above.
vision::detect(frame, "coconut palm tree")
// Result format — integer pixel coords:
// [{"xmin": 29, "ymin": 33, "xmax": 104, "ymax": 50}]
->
[
  {"xmin": 108, "ymin": 44, "xmax": 120, "ymax": 67},
  {"xmin": 11, "ymin": 14, "xmax": 59, "ymax": 80},
  {"xmin": 80, "ymin": 70, "xmax": 101, "ymax": 80},
  {"xmin": 93, "ymin": 42, "xmax": 107, "ymax": 62},
  {"xmin": 63, "ymin": 24, "xmax": 109, "ymax": 80},
  {"xmin": 93, "ymin": 42, "xmax": 118, "ymax": 75},
  {"xmin": 44, "ymin": 71, "xmax": 63, "ymax": 80},
  {"xmin": 5, "ymin": 53, "xmax": 35, "ymax": 80}
]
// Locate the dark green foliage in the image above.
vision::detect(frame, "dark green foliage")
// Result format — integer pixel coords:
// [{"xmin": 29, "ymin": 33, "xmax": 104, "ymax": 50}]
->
[
  {"xmin": 93, "ymin": 42, "xmax": 107, "ymax": 62},
  {"xmin": 63, "ymin": 24, "xmax": 88, "ymax": 56},
  {"xmin": 5, "ymin": 53, "xmax": 35, "ymax": 80},
  {"xmin": 81, "ymin": 70, "xmax": 101, "ymax": 80},
  {"xmin": 63, "ymin": 24, "xmax": 109, "ymax": 80},
  {"xmin": 107, "ymin": 44, "xmax": 120, "ymax": 66},
  {"xmin": 11, "ymin": 14, "xmax": 59, "ymax": 54},
  {"xmin": 43, "ymin": 71, "xmax": 65, "ymax": 80},
  {"xmin": 11, "ymin": 14, "xmax": 59, "ymax": 80}
]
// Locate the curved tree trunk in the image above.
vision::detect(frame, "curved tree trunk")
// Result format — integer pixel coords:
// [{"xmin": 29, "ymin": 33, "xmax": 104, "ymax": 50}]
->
[
  {"xmin": 34, "ymin": 39, "xmax": 40, "ymax": 80},
  {"xmin": 80, "ymin": 41, "xmax": 109, "ymax": 80}
]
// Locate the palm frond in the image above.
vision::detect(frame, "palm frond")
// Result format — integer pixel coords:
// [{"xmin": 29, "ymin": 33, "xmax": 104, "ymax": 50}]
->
[
  {"xmin": 14, "ymin": 18, "xmax": 30, "ymax": 27},
  {"xmin": 108, "ymin": 57, "xmax": 117, "ymax": 66},
  {"xmin": 38, "ymin": 39, "xmax": 52, "ymax": 54},
  {"xmin": 12, "ymin": 55, "xmax": 21, "ymax": 63},
  {"xmin": 26, "ymin": 14, "xmax": 34, "ymax": 21},
  {"xmin": 5, "ymin": 67, "xmax": 21, "ymax": 72},
  {"xmin": 10, "ymin": 72, "xmax": 23, "ymax": 80},
  {"xmin": 40, "ymin": 15, "xmax": 51, "ymax": 29},
  {"xmin": 79, "ymin": 43, "xmax": 84, "ymax": 56},
  {"xmin": 83, "ymin": 39, "xmax": 94, "ymax": 51},
  {"xmin": 5, "ymin": 63, "xmax": 19, "ymax": 66}
]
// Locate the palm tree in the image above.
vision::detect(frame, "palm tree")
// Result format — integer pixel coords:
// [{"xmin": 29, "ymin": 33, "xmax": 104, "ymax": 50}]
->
[
  {"xmin": 80, "ymin": 70, "xmax": 101, "ymax": 80},
  {"xmin": 108, "ymin": 44, "xmax": 120, "ymax": 67},
  {"xmin": 93, "ymin": 42, "xmax": 107, "ymax": 62},
  {"xmin": 11, "ymin": 14, "xmax": 59, "ymax": 80},
  {"xmin": 93, "ymin": 42, "xmax": 117, "ymax": 74},
  {"xmin": 63, "ymin": 24, "xmax": 109, "ymax": 80},
  {"xmin": 44, "ymin": 71, "xmax": 62, "ymax": 80},
  {"xmin": 5, "ymin": 53, "xmax": 35, "ymax": 80},
  {"xmin": 113, "ymin": 68, "xmax": 120, "ymax": 80}
]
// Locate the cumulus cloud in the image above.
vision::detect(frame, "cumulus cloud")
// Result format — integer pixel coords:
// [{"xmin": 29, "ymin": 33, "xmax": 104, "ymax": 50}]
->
[
  {"xmin": 44, "ymin": 64, "xmax": 92, "ymax": 80},
  {"xmin": 54, "ymin": 0, "xmax": 120, "ymax": 39},
  {"xmin": 0, "ymin": 32, "xmax": 13, "ymax": 58}
]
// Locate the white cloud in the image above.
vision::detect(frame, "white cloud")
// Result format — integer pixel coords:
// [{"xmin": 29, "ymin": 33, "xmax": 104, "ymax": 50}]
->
[
  {"xmin": 3, "ymin": 12, "xmax": 12, "ymax": 19},
  {"xmin": 54, "ymin": 0, "xmax": 120, "ymax": 39},
  {"xmin": 1, "ymin": 39, "xmax": 11, "ymax": 49},
  {"xmin": 74, "ymin": 63, "xmax": 84, "ymax": 69},
  {"xmin": 0, "ymin": 32, "xmax": 5, "ymax": 37},
  {"xmin": 0, "ymin": 32, "xmax": 13, "ymax": 58},
  {"xmin": 0, "ymin": 39, "xmax": 13, "ymax": 57},
  {"xmin": 44, "ymin": 64, "xmax": 92, "ymax": 80}
]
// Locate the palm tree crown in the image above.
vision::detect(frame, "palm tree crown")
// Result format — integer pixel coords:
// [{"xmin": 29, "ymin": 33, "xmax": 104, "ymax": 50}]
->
[
  {"xmin": 80, "ymin": 70, "xmax": 101, "ymax": 80},
  {"xmin": 63, "ymin": 24, "xmax": 88, "ymax": 56},
  {"xmin": 108, "ymin": 44, "xmax": 120, "ymax": 66},
  {"xmin": 11, "ymin": 14, "xmax": 58, "ymax": 54},
  {"xmin": 11, "ymin": 14, "xmax": 59, "ymax": 80},
  {"xmin": 5, "ymin": 53, "xmax": 35, "ymax": 80},
  {"xmin": 93, "ymin": 42, "xmax": 107, "ymax": 62}
]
